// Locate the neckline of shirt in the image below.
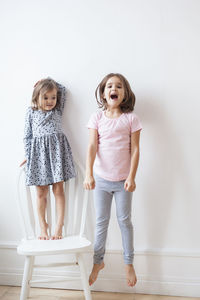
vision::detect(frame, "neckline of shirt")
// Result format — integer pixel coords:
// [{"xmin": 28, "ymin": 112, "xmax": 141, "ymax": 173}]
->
[{"xmin": 103, "ymin": 111, "xmax": 124, "ymax": 120}]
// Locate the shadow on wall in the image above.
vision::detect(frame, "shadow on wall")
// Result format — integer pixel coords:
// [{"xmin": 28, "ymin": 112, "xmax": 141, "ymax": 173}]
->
[
  {"xmin": 62, "ymin": 89, "xmax": 86, "ymax": 161},
  {"xmin": 62, "ymin": 89, "xmax": 96, "ymax": 244},
  {"xmin": 137, "ymin": 95, "xmax": 194, "ymax": 274}
]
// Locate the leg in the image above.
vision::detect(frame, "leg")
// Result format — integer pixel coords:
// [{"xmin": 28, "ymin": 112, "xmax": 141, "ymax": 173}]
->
[
  {"xmin": 89, "ymin": 184, "xmax": 113, "ymax": 286},
  {"xmin": 115, "ymin": 189, "xmax": 137, "ymax": 287},
  {"xmin": 52, "ymin": 181, "xmax": 65, "ymax": 239},
  {"xmin": 36, "ymin": 185, "xmax": 49, "ymax": 240},
  {"xmin": 77, "ymin": 253, "xmax": 92, "ymax": 300}
]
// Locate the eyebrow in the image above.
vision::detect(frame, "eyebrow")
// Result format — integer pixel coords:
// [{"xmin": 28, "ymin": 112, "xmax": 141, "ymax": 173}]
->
[
  {"xmin": 44, "ymin": 93, "xmax": 57, "ymax": 96},
  {"xmin": 106, "ymin": 82, "xmax": 122, "ymax": 85}
]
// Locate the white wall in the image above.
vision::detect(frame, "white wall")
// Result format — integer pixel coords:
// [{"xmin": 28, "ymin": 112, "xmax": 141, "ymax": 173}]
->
[{"xmin": 0, "ymin": 0, "xmax": 200, "ymax": 296}]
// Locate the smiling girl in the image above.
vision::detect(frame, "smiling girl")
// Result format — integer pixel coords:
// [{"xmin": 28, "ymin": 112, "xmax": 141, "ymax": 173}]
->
[
  {"xmin": 84, "ymin": 73, "xmax": 142, "ymax": 287},
  {"xmin": 20, "ymin": 78, "xmax": 75, "ymax": 240}
]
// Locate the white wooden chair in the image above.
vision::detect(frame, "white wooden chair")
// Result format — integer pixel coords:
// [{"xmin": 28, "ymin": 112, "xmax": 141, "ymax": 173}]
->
[{"xmin": 17, "ymin": 162, "xmax": 92, "ymax": 300}]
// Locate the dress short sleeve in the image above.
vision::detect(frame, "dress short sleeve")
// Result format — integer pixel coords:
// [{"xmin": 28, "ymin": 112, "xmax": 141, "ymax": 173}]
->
[{"xmin": 130, "ymin": 113, "xmax": 142, "ymax": 133}]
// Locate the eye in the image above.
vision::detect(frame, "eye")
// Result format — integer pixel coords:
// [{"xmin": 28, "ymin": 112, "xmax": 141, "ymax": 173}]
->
[{"xmin": 44, "ymin": 97, "xmax": 48, "ymax": 100}]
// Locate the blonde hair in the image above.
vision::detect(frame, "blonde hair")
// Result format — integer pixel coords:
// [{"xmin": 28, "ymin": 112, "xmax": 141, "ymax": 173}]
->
[
  {"xmin": 31, "ymin": 78, "xmax": 60, "ymax": 110},
  {"xmin": 95, "ymin": 73, "xmax": 135, "ymax": 113}
]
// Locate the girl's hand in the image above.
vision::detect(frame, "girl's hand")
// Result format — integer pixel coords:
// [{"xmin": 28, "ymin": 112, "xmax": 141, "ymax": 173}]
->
[
  {"xmin": 124, "ymin": 178, "xmax": 136, "ymax": 192},
  {"xmin": 19, "ymin": 159, "xmax": 27, "ymax": 167},
  {"xmin": 83, "ymin": 175, "xmax": 95, "ymax": 190}
]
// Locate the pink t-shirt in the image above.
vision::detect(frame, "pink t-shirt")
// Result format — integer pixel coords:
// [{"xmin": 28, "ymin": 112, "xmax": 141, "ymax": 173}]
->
[{"xmin": 87, "ymin": 111, "xmax": 142, "ymax": 181}]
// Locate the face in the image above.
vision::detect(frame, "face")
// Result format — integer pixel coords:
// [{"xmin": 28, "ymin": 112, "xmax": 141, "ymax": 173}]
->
[
  {"xmin": 103, "ymin": 76, "xmax": 125, "ymax": 109},
  {"xmin": 38, "ymin": 88, "xmax": 57, "ymax": 111}
]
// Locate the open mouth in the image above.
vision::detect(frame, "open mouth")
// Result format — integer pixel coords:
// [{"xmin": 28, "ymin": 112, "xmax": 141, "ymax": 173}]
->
[{"xmin": 110, "ymin": 94, "xmax": 118, "ymax": 100}]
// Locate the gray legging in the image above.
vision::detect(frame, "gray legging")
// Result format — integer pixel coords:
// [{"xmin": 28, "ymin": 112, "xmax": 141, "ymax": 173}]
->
[{"xmin": 93, "ymin": 174, "xmax": 134, "ymax": 265}]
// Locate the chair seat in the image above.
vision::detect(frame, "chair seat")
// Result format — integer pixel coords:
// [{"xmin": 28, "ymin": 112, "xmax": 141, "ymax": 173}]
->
[{"xmin": 17, "ymin": 235, "xmax": 92, "ymax": 256}]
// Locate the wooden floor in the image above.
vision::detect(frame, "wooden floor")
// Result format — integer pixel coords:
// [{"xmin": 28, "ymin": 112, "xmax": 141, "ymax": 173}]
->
[{"xmin": 0, "ymin": 286, "xmax": 199, "ymax": 300}]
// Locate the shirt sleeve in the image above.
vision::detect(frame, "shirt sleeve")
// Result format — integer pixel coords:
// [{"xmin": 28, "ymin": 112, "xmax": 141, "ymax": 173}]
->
[
  {"xmin": 87, "ymin": 112, "xmax": 99, "ymax": 129},
  {"xmin": 131, "ymin": 113, "xmax": 142, "ymax": 133},
  {"xmin": 23, "ymin": 107, "xmax": 33, "ymax": 159},
  {"xmin": 56, "ymin": 82, "xmax": 66, "ymax": 114}
]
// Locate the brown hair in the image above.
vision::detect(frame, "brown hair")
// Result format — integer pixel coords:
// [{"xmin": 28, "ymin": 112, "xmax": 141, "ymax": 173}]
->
[
  {"xmin": 95, "ymin": 73, "xmax": 136, "ymax": 113},
  {"xmin": 31, "ymin": 78, "xmax": 61, "ymax": 110}
]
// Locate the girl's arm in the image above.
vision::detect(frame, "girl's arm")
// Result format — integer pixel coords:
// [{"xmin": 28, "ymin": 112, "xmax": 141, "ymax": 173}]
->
[
  {"xmin": 124, "ymin": 130, "xmax": 141, "ymax": 192},
  {"xmin": 56, "ymin": 83, "xmax": 66, "ymax": 114},
  {"xmin": 20, "ymin": 108, "xmax": 32, "ymax": 166},
  {"xmin": 19, "ymin": 159, "xmax": 27, "ymax": 167},
  {"xmin": 83, "ymin": 128, "xmax": 98, "ymax": 190}
]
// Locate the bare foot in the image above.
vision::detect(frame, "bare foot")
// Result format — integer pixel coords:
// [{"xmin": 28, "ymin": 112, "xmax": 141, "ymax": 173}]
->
[
  {"xmin": 89, "ymin": 262, "xmax": 104, "ymax": 286},
  {"xmin": 51, "ymin": 224, "xmax": 63, "ymax": 240},
  {"xmin": 38, "ymin": 222, "xmax": 49, "ymax": 240},
  {"xmin": 125, "ymin": 264, "xmax": 137, "ymax": 287}
]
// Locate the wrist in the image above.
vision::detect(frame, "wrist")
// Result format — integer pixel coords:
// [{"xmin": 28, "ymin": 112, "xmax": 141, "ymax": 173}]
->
[
  {"xmin": 85, "ymin": 171, "xmax": 93, "ymax": 178},
  {"xmin": 127, "ymin": 174, "xmax": 135, "ymax": 181}
]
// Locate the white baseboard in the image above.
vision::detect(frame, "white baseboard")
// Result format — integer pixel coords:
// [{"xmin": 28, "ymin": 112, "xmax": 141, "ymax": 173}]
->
[
  {"xmin": 1, "ymin": 268, "xmax": 200, "ymax": 297},
  {"xmin": 0, "ymin": 241, "xmax": 200, "ymax": 297}
]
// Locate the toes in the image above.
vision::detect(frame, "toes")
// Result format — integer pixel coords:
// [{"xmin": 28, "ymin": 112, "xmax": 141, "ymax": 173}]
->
[
  {"xmin": 127, "ymin": 277, "xmax": 137, "ymax": 287},
  {"xmin": 127, "ymin": 280, "xmax": 132, "ymax": 287},
  {"xmin": 89, "ymin": 276, "xmax": 94, "ymax": 286},
  {"xmin": 51, "ymin": 235, "xmax": 63, "ymax": 240},
  {"xmin": 38, "ymin": 236, "xmax": 49, "ymax": 240}
]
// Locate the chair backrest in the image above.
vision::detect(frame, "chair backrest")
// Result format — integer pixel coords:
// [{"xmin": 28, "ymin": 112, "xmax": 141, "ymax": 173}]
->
[{"xmin": 17, "ymin": 161, "xmax": 90, "ymax": 240}]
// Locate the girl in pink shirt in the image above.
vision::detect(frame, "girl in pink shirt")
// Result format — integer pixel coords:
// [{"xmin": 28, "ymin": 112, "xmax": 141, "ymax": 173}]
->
[{"xmin": 84, "ymin": 73, "xmax": 142, "ymax": 287}]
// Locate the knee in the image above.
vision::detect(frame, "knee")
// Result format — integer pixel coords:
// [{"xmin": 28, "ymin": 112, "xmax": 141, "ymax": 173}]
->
[
  {"xmin": 37, "ymin": 187, "xmax": 48, "ymax": 200},
  {"xmin": 117, "ymin": 214, "xmax": 132, "ymax": 228},
  {"xmin": 96, "ymin": 215, "xmax": 110, "ymax": 228},
  {"xmin": 52, "ymin": 182, "xmax": 64, "ymax": 197}
]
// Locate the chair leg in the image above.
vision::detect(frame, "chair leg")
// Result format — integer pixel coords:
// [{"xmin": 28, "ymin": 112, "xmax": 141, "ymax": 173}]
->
[
  {"xmin": 77, "ymin": 253, "xmax": 92, "ymax": 300},
  {"xmin": 27, "ymin": 256, "xmax": 34, "ymax": 298},
  {"xmin": 20, "ymin": 256, "xmax": 34, "ymax": 300}
]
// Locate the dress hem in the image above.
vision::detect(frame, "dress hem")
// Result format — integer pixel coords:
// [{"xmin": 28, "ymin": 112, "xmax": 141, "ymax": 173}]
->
[{"xmin": 26, "ymin": 174, "xmax": 76, "ymax": 187}]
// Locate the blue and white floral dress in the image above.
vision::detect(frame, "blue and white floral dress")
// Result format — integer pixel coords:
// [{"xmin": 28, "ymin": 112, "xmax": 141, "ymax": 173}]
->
[{"xmin": 24, "ymin": 82, "xmax": 76, "ymax": 186}]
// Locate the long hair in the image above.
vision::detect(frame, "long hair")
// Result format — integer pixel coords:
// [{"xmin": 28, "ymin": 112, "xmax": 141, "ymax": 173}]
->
[
  {"xmin": 31, "ymin": 78, "xmax": 61, "ymax": 110},
  {"xmin": 95, "ymin": 73, "xmax": 135, "ymax": 113}
]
